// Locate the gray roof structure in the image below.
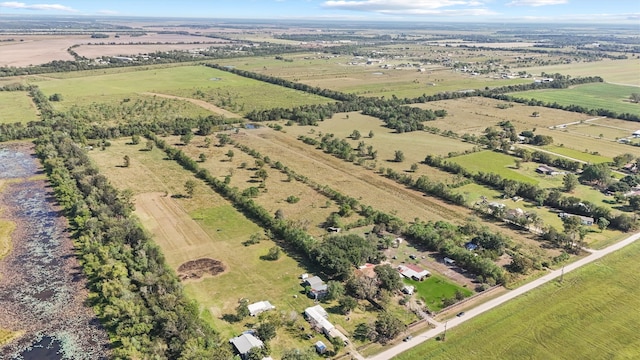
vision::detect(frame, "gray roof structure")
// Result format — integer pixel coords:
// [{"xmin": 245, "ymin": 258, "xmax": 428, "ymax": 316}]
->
[{"xmin": 230, "ymin": 333, "xmax": 264, "ymax": 355}]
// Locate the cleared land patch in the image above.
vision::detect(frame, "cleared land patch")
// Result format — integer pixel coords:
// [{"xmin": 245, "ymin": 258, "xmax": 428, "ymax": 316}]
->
[
  {"xmin": 0, "ymin": 92, "xmax": 38, "ymax": 124},
  {"xmin": 177, "ymin": 258, "xmax": 226, "ymax": 281},
  {"xmin": 394, "ymin": 239, "xmax": 640, "ymax": 360}
]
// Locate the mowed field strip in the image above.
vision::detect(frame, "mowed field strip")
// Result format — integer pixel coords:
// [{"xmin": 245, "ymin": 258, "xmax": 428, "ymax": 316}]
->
[{"xmin": 134, "ymin": 192, "xmax": 213, "ymax": 269}]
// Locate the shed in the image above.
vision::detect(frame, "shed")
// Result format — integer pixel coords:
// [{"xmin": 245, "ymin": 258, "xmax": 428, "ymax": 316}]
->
[
  {"xmin": 402, "ymin": 285, "xmax": 415, "ymax": 295},
  {"xmin": 315, "ymin": 341, "xmax": 327, "ymax": 354},
  {"xmin": 465, "ymin": 242, "xmax": 478, "ymax": 251},
  {"xmin": 444, "ymin": 257, "xmax": 455, "ymax": 265}
]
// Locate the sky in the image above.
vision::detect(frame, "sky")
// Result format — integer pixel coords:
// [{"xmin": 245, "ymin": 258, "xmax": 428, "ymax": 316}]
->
[{"xmin": 0, "ymin": 0, "xmax": 639, "ymax": 23}]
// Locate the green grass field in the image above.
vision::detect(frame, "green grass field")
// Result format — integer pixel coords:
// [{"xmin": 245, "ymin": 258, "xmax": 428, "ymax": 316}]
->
[
  {"xmin": 0, "ymin": 91, "xmax": 38, "ymax": 123},
  {"xmin": 31, "ymin": 65, "xmax": 332, "ymax": 115},
  {"xmin": 404, "ymin": 276, "xmax": 473, "ymax": 312},
  {"xmin": 513, "ymin": 83, "xmax": 640, "ymax": 116},
  {"xmin": 0, "ymin": 219, "xmax": 15, "ymax": 262},
  {"xmin": 394, "ymin": 239, "xmax": 640, "ymax": 360},
  {"xmin": 542, "ymin": 146, "xmax": 612, "ymax": 164},
  {"xmin": 449, "ymin": 151, "xmax": 536, "ymax": 184}
]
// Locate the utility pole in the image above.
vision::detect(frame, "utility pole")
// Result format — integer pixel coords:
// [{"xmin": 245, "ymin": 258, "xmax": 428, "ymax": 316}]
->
[{"xmin": 442, "ymin": 321, "xmax": 448, "ymax": 342}]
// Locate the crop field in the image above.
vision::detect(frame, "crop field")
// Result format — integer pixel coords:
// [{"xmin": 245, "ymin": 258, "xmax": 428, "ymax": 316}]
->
[
  {"xmin": 564, "ymin": 122, "xmax": 634, "ymax": 141},
  {"xmin": 412, "ymin": 97, "xmax": 593, "ymax": 136},
  {"xmin": 395, "ymin": 240, "xmax": 640, "ymax": 360},
  {"xmin": 513, "ymin": 58, "xmax": 640, "ymax": 86},
  {"xmin": 0, "ymin": 92, "xmax": 38, "ymax": 124},
  {"xmin": 513, "ymin": 83, "xmax": 640, "ymax": 116},
  {"xmin": 31, "ymin": 65, "xmax": 332, "ymax": 115}
]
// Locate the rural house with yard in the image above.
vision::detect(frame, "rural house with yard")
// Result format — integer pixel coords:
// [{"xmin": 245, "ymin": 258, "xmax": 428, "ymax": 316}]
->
[
  {"xmin": 305, "ymin": 305, "xmax": 349, "ymax": 345},
  {"xmin": 230, "ymin": 332, "xmax": 265, "ymax": 359},
  {"xmin": 303, "ymin": 275, "xmax": 328, "ymax": 299},
  {"xmin": 398, "ymin": 264, "xmax": 430, "ymax": 281}
]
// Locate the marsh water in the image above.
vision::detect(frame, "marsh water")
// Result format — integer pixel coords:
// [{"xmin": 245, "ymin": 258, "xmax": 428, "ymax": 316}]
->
[{"xmin": 0, "ymin": 144, "xmax": 109, "ymax": 359}]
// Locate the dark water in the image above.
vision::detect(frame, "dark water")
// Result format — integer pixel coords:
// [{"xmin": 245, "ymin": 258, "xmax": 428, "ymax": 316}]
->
[
  {"xmin": 18, "ymin": 337, "xmax": 62, "ymax": 360},
  {"xmin": 0, "ymin": 145, "xmax": 110, "ymax": 359}
]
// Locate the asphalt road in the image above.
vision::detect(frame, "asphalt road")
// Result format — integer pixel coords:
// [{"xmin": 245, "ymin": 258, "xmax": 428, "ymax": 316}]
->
[{"xmin": 366, "ymin": 230, "xmax": 640, "ymax": 360}]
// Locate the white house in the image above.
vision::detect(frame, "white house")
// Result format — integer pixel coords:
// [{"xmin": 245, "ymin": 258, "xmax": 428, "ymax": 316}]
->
[
  {"xmin": 397, "ymin": 264, "xmax": 430, "ymax": 281},
  {"xmin": 304, "ymin": 305, "xmax": 349, "ymax": 344},
  {"xmin": 248, "ymin": 301, "xmax": 275, "ymax": 317},
  {"xmin": 230, "ymin": 333, "xmax": 264, "ymax": 360}
]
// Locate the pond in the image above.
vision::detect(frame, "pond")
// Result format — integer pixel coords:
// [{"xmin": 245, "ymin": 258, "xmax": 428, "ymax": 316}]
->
[{"xmin": 0, "ymin": 144, "xmax": 110, "ymax": 359}]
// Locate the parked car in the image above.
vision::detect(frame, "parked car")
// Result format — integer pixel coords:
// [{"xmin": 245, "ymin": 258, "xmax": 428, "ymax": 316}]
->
[{"xmin": 403, "ymin": 335, "xmax": 413, "ymax": 342}]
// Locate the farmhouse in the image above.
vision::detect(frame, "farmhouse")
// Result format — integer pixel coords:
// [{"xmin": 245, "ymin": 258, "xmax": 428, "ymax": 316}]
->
[
  {"xmin": 248, "ymin": 300, "xmax": 275, "ymax": 317},
  {"xmin": 303, "ymin": 275, "xmax": 328, "ymax": 299},
  {"xmin": 559, "ymin": 213, "xmax": 594, "ymax": 226},
  {"xmin": 633, "ymin": 130, "xmax": 640, "ymax": 138},
  {"xmin": 304, "ymin": 305, "xmax": 349, "ymax": 344},
  {"xmin": 398, "ymin": 264, "xmax": 430, "ymax": 281},
  {"xmin": 623, "ymin": 163, "xmax": 638, "ymax": 173},
  {"xmin": 536, "ymin": 165, "xmax": 556, "ymax": 175},
  {"xmin": 230, "ymin": 332, "xmax": 264, "ymax": 360}
]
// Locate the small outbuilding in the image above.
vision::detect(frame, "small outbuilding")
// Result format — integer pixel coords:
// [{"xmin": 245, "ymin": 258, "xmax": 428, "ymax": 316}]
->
[
  {"xmin": 444, "ymin": 257, "xmax": 455, "ymax": 265},
  {"xmin": 315, "ymin": 341, "xmax": 327, "ymax": 354}
]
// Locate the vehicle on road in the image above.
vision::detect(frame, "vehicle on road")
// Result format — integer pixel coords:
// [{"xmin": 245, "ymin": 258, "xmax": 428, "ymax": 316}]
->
[
  {"xmin": 456, "ymin": 312, "xmax": 465, "ymax": 317},
  {"xmin": 403, "ymin": 335, "xmax": 413, "ymax": 342}
]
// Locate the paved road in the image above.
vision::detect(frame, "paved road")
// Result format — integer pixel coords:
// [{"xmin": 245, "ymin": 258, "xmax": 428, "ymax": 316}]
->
[{"xmin": 367, "ymin": 230, "xmax": 640, "ymax": 360}]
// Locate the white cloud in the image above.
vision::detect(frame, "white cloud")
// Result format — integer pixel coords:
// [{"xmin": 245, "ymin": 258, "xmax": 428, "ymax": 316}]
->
[
  {"xmin": 0, "ymin": 1, "xmax": 77, "ymax": 11},
  {"xmin": 97, "ymin": 9, "xmax": 118, "ymax": 15},
  {"xmin": 506, "ymin": 0, "xmax": 567, "ymax": 6},
  {"xmin": 322, "ymin": 0, "xmax": 494, "ymax": 16}
]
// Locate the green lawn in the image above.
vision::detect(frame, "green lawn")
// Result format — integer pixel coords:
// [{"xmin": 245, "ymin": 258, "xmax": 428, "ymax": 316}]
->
[
  {"xmin": 543, "ymin": 145, "xmax": 612, "ymax": 164},
  {"xmin": 513, "ymin": 83, "xmax": 640, "ymax": 116},
  {"xmin": 404, "ymin": 276, "xmax": 473, "ymax": 313},
  {"xmin": 449, "ymin": 151, "xmax": 537, "ymax": 184},
  {"xmin": 394, "ymin": 240, "xmax": 640, "ymax": 360},
  {"xmin": 0, "ymin": 91, "xmax": 38, "ymax": 123}
]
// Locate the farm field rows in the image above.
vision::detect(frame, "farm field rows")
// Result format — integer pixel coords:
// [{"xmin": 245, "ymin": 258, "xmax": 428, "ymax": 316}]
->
[{"xmin": 394, "ymin": 239, "xmax": 640, "ymax": 360}]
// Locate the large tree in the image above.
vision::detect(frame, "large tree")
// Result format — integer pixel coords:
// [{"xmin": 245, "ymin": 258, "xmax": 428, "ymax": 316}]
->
[
  {"xmin": 374, "ymin": 264, "xmax": 402, "ymax": 291},
  {"xmin": 374, "ymin": 312, "xmax": 406, "ymax": 344},
  {"xmin": 562, "ymin": 173, "xmax": 579, "ymax": 193}
]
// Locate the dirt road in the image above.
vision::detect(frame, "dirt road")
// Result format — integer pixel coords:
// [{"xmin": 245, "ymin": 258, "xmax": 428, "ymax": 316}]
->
[
  {"xmin": 367, "ymin": 230, "xmax": 640, "ymax": 360},
  {"xmin": 140, "ymin": 92, "xmax": 242, "ymax": 118}
]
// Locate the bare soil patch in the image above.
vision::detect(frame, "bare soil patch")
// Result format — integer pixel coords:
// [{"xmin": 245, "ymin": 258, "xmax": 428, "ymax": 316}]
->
[{"xmin": 177, "ymin": 258, "xmax": 225, "ymax": 281}]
